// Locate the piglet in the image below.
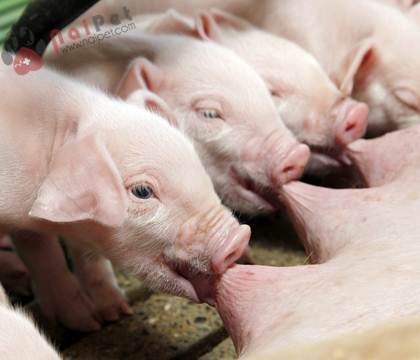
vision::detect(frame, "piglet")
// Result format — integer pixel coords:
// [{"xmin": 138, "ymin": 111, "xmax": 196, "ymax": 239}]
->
[
  {"xmin": 0, "ymin": 285, "xmax": 60, "ymax": 359},
  {"xmin": 211, "ymin": 126, "xmax": 420, "ymax": 358},
  {"xmin": 153, "ymin": 9, "xmax": 368, "ymax": 173},
  {"xmin": 109, "ymin": 0, "xmax": 420, "ymax": 137},
  {"xmin": 245, "ymin": 0, "xmax": 420, "ymax": 137},
  {"xmin": 0, "ymin": 61, "xmax": 250, "ymax": 331},
  {"xmin": 46, "ymin": 16, "xmax": 310, "ymax": 215}
]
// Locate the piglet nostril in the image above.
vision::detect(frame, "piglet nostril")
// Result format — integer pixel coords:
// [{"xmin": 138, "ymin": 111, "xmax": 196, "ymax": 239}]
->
[
  {"xmin": 335, "ymin": 101, "xmax": 369, "ymax": 146},
  {"xmin": 345, "ymin": 121, "xmax": 356, "ymax": 132}
]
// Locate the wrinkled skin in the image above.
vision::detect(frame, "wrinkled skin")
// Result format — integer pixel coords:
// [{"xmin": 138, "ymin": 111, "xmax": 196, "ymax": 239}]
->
[
  {"xmin": 211, "ymin": 125, "xmax": 420, "ymax": 359},
  {"xmin": 0, "ymin": 285, "xmax": 61, "ymax": 360},
  {"xmin": 46, "ymin": 15, "xmax": 309, "ymax": 216},
  {"xmin": 0, "ymin": 63, "xmax": 249, "ymax": 331}
]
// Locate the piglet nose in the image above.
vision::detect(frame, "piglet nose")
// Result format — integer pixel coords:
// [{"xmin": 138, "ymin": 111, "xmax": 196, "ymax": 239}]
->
[
  {"xmin": 271, "ymin": 144, "xmax": 310, "ymax": 188},
  {"xmin": 212, "ymin": 224, "xmax": 251, "ymax": 274},
  {"xmin": 334, "ymin": 99, "xmax": 369, "ymax": 146}
]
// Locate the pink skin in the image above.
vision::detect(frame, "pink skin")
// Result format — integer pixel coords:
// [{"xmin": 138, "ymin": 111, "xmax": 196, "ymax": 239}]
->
[
  {"xmin": 0, "ymin": 62, "xmax": 249, "ymax": 331},
  {"xmin": 98, "ymin": 0, "xmax": 420, "ymax": 137},
  {"xmin": 0, "ymin": 284, "xmax": 60, "ymax": 359},
  {"xmin": 347, "ymin": 126, "xmax": 420, "ymax": 187},
  {"xmin": 247, "ymin": 0, "xmax": 420, "ymax": 137},
  {"xmin": 190, "ymin": 9, "xmax": 368, "ymax": 168},
  {"xmin": 374, "ymin": 0, "xmax": 419, "ymax": 10},
  {"xmin": 65, "ymin": 5, "xmax": 367, "ymax": 174},
  {"xmin": 213, "ymin": 125, "xmax": 420, "ymax": 358},
  {"xmin": 45, "ymin": 15, "xmax": 309, "ymax": 215}
]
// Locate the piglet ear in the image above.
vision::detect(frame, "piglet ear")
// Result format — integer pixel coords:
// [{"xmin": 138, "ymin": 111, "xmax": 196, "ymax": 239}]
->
[
  {"xmin": 196, "ymin": 8, "xmax": 251, "ymax": 42},
  {"xmin": 195, "ymin": 12, "xmax": 223, "ymax": 41},
  {"xmin": 145, "ymin": 9, "xmax": 196, "ymax": 36},
  {"xmin": 338, "ymin": 37, "xmax": 375, "ymax": 96},
  {"xmin": 126, "ymin": 89, "xmax": 179, "ymax": 127},
  {"xmin": 29, "ymin": 135, "xmax": 127, "ymax": 228},
  {"xmin": 114, "ymin": 58, "xmax": 164, "ymax": 99}
]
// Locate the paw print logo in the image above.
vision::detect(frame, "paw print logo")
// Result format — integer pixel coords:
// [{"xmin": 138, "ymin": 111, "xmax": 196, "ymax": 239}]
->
[
  {"xmin": 12, "ymin": 47, "xmax": 44, "ymax": 75},
  {"xmin": 1, "ymin": 27, "xmax": 45, "ymax": 75}
]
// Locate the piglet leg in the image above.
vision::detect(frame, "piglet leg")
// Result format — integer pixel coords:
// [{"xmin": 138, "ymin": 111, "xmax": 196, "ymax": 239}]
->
[
  {"xmin": 0, "ymin": 251, "xmax": 31, "ymax": 297},
  {"xmin": 12, "ymin": 231, "xmax": 101, "ymax": 332},
  {"xmin": 68, "ymin": 242, "xmax": 132, "ymax": 323},
  {"xmin": 0, "ymin": 233, "xmax": 31, "ymax": 296},
  {"xmin": 0, "ymin": 233, "xmax": 13, "ymax": 249}
]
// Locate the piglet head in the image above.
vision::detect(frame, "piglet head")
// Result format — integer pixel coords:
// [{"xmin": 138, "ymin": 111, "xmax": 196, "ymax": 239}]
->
[
  {"xmin": 338, "ymin": 35, "xmax": 420, "ymax": 137},
  {"xmin": 29, "ymin": 105, "xmax": 249, "ymax": 302},
  {"xmin": 117, "ymin": 10, "xmax": 310, "ymax": 215},
  {"xmin": 194, "ymin": 9, "xmax": 368, "ymax": 172}
]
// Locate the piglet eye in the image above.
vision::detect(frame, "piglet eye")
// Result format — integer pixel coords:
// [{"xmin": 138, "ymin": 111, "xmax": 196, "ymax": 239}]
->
[
  {"xmin": 131, "ymin": 184, "xmax": 154, "ymax": 199},
  {"xmin": 199, "ymin": 108, "xmax": 222, "ymax": 120}
]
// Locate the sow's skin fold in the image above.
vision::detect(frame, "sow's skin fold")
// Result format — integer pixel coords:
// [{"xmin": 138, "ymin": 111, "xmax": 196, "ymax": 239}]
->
[
  {"xmin": 213, "ymin": 125, "xmax": 420, "ymax": 359},
  {"xmin": 0, "ymin": 62, "xmax": 249, "ymax": 331},
  {"xmin": 0, "ymin": 285, "xmax": 61, "ymax": 360},
  {"xmin": 45, "ymin": 13, "xmax": 310, "ymax": 216}
]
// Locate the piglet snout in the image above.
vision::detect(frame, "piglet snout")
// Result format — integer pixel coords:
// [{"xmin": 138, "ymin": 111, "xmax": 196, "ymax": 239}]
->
[
  {"xmin": 212, "ymin": 224, "xmax": 251, "ymax": 274},
  {"xmin": 271, "ymin": 144, "xmax": 310, "ymax": 188},
  {"xmin": 334, "ymin": 99, "xmax": 369, "ymax": 146}
]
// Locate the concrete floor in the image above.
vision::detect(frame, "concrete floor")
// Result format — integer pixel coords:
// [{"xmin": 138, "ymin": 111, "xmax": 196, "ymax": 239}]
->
[{"xmin": 25, "ymin": 216, "xmax": 306, "ymax": 360}]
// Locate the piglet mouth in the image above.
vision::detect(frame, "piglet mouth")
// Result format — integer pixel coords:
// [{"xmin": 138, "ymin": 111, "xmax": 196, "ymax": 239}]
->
[
  {"xmin": 165, "ymin": 259, "xmax": 216, "ymax": 305},
  {"xmin": 230, "ymin": 167, "xmax": 280, "ymax": 212}
]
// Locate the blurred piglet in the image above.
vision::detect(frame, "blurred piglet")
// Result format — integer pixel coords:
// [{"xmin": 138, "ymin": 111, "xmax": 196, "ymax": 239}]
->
[
  {"xmin": 143, "ymin": 9, "xmax": 368, "ymax": 173},
  {"xmin": 0, "ymin": 285, "xmax": 60, "ymax": 359},
  {"xmin": 212, "ymin": 125, "xmax": 420, "ymax": 359},
  {"xmin": 0, "ymin": 61, "xmax": 250, "ymax": 331},
  {"xmin": 46, "ymin": 14, "xmax": 310, "ymax": 215},
  {"xmin": 253, "ymin": 0, "xmax": 420, "ymax": 137}
]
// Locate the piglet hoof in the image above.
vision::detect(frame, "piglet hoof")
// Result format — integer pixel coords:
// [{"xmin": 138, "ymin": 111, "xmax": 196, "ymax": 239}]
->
[
  {"xmin": 0, "ymin": 251, "xmax": 32, "ymax": 297},
  {"xmin": 36, "ymin": 273, "xmax": 102, "ymax": 332},
  {"xmin": 86, "ymin": 282, "xmax": 133, "ymax": 323},
  {"xmin": 0, "ymin": 234, "xmax": 13, "ymax": 250}
]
